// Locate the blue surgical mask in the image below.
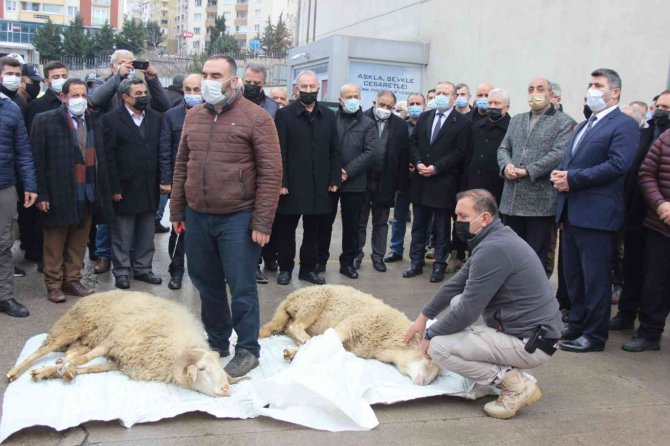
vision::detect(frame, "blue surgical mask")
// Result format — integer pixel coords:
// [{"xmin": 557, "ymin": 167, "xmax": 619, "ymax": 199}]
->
[
  {"xmin": 646, "ymin": 111, "xmax": 653, "ymax": 121},
  {"xmin": 476, "ymin": 97, "xmax": 489, "ymax": 111},
  {"xmin": 455, "ymin": 96, "xmax": 469, "ymax": 108},
  {"xmin": 408, "ymin": 105, "xmax": 423, "ymax": 119},
  {"xmin": 434, "ymin": 94, "xmax": 451, "ymax": 111},
  {"xmin": 342, "ymin": 98, "xmax": 360, "ymax": 114},
  {"xmin": 184, "ymin": 94, "xmax": 203, "ymax": 107}
]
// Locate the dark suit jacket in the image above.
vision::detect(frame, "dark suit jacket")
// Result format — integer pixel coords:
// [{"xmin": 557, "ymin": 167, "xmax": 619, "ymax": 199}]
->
[
  {"xmin": 409, "ymin": 108, "xmax": 471, "ymax": 209},
  {"xmin": 25, "ymin": 89, "xmax": 62, "ymax": 134},
  {"xmin": 30, "ymin": 107, "xmax": 114, "ymax": 227},
  {"xmin": 103, "ymin": 105, "xmax": 164, "ymax": 215},
  {"xmin": 556, "ymin": 107, "xmax": 639, "ymax": 231}
]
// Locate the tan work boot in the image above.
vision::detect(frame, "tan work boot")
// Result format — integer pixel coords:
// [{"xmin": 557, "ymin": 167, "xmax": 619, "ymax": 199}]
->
[
  {"xmin": 446, "ymin": 250, "xmax": 464, "ymax": 273},
  {"xmin": 484, "ymin": 370, "xmax": 542, "ymax": 419}
]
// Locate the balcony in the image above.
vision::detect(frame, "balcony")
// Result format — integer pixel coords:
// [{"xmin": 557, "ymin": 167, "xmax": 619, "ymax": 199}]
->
[
  {"xmin": 235, "ymin": 3, "xmax": 247, "ymax": 12},
  {"xmin": 234, "ymin": 18, "xmax": 247, "ymax": 26}
]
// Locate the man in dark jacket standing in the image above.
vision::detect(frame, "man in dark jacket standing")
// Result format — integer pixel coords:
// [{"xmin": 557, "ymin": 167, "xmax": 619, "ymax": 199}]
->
[
  {"xmin": 357, "ymin": 90, "xmax": 409, "ymax": 272},
  {"xmin": 318, "ymin": 83, "xmax": 376, "ymax": 279},
  {"xmin": 242, "ymin": 63, "xmax": 279, "ymax": 119},
  {"xmin": 104, "ymin": 79, "xmax": 166, "ymax": 290},
  {"xmin": 31, "ymin": 79, "xmax": 114, "ymax": 303},
  {"xmin": 404, "ymin": 81, "xmax": 471, "ymax": 283},
  {"xmin": 159, "ymin": 74, "xmax": 202, "ymax": 290},
  {"xmin": 164, "ymin": 74, "xmax": 184, "ymax": 108},
  {"xmin": 274, "ymin": 70, "xmax": 341, "ymax": 285},
  {"xmin": 0, "ymin": 56, "xmax": 27, "ymax": 115},
  {"xmin": 0, "ymin": 93, "xmax": 36, "ymax": 317},
  {"xmin": 25, "ymin": 61, "xmax": 69, "ymax": 133}
]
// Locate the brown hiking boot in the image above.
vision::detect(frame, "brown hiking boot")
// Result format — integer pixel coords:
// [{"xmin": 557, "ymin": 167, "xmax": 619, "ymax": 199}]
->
[
  {"xmin": 484, "ymin": 369, "xmax": 542, "ymax": 419},
  {"xmin": 62, "ymin": 281, "xmax": 94, "ymax": 297},
  {"xmin": 47, "ymin": 288, "xmax": 66, "ymax": 303},
  {"xmin": 94, "ymin": 258, "xmax": 110, "ymax": 274}
]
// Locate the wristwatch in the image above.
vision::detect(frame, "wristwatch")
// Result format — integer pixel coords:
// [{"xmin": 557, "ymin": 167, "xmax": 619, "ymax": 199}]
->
[{"xmin": 423, "ymin": 329, "xmax": 433, "ymax": 340}]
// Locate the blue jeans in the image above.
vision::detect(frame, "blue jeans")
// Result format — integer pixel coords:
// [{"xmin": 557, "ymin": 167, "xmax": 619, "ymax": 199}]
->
[
  {"xmin": 156, "ymin": 194, "xmax": 169, "ymax": 222},
  {"xmin": 95, "ymin": 224, "xmax": 111, "ymax": 260},
  {"xmin": 389, "ymin": 190, "xmax": 410, "ymax": 256},
  {"xmin": 185, "ymin": 207, "xmax": 261, "ymax": 357}
]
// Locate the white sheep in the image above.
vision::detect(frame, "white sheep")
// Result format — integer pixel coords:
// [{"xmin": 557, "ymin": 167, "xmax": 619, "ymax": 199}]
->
[
  {"xmin": 259, "ymin": 285, "xmax": 440, "ymax": 385},
  {"xmin": 6, "ymin": 290, "xmax": 244, "ymax": 397}
]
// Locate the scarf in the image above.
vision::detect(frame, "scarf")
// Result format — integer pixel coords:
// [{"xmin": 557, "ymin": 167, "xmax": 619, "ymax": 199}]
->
[{"xmin": 65, "ymin": 111, "xmax": 97, "ymax": 225}]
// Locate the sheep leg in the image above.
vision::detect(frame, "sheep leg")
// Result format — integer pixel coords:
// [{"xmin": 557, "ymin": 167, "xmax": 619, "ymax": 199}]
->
[
  {"xmin": 30, "ymin": 364, "xmax": 66, "ymax": 381},
  {"xmin": 285, "ymin": 323, "xmax": 312, "ymax": 345},
  {"xmin": 72, "ymin": 361, "xmax": 119, "ymax": 376},
  {"xmin": 56, "ymin": 344, "xmax": 91, "ymax": 364},
  {"xmin": 67, "ymin": 345, "xmax": 110, "ymax": 367},
  {"xmin": 282, "ymin": 345, "xmax": 300, "ymax": 361},
  {"xmin": 7, "ymin": 333, "xmax": 82, "ymax": 382}
]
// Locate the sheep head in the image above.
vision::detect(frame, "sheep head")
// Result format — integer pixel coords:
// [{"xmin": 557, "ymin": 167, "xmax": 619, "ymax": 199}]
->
[{"xmin": 173, "ymin": 348, "xmax": 230, "ymax": 397}]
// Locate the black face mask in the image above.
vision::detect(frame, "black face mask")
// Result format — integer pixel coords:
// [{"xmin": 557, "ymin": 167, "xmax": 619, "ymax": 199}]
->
[
  {"xmin": 454, "ymin": 221, "xmax": 476, "ymax": 243},
  {"xmin": 25, "ymin": 83, "xmax": 41, "ymax": 100},
  {"xmin": 583, "ymin": 104, "xmax": 592, "ymax": 120},
  {"xmin": 653, "ymin": 109, "xmax": 670, "ymax": 131},
  {"xmin": 487, "ymin": 108, "xmax": 503, "ymax": 121},
  {"xmin": 243, "ymin": 84, "xmax": 262, "ymax": 100},
  {"xmin": 133, "ymin": 96, "xmax": 149, "ymax": 111},
  {"xmin": 299, "ymin": 90, "xmax": 318, "ymax": 105}
]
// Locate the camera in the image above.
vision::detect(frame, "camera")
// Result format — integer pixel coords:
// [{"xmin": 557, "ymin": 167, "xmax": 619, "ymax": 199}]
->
[{"xmin": 131, "ymin": 60, "xmax": 150, "ymax": 71}]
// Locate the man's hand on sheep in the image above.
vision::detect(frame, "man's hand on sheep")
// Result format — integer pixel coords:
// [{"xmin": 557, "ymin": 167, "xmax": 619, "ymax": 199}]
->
[
  {"xmin": 404, "ymin": 314, "xmax": 429, "ymax": 345},
  {"xmin": 420, "ymin": 339, "xmax": 432, "ymax": 361},
  {"xmin": 252, "ymin": 230, "xmax": 270, "ymax": 247}
]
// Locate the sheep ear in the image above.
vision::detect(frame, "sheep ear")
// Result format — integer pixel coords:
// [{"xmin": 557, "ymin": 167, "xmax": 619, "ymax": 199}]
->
[{"xmin": 184, "ymin": 364, "xmax": 198, "ymax": 385}]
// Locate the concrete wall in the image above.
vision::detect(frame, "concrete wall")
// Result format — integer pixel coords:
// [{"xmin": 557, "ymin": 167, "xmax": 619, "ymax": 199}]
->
[{"xmin": 301, "ymin": 0, "xmax": 670, "ymax": 120}]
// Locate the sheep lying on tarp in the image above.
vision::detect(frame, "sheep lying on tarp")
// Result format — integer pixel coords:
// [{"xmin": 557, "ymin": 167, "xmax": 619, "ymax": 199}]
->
[
  {"xmin": 260, "ymin": 285, "xmax": 440, "ymax": 385},
  {"xmin": 6, "ymin": 291, "xmax": 245, "ymax": 397}
]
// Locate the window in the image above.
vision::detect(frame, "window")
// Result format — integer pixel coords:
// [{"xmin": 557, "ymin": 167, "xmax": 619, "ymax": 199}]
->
[
  {"xmin": 161, "ymin": 19, "xmax": 168, "ymax": 25},
  {"xmin": 92, "ymin": 7, "xmax": 109, "ymax": 26},
  {"xmin": 223, "ymin": 11, "xmax": 230, "ymax": 19},
  {"xmin": 193, "ymin": 40, "xmax": 200, "ymax": 49},
  {"xmin": 235, "ymin": 25, "xmax": 247, "ymax": 33},
  {"xmin": 6, "ymin": 1, "xmax": 17, "ymax": 11},
  {"xmin": 95, "ymin": 0, "xmax": 110, "ymax": 5},
  {"xmin": 253, "ymin": 24, "xmax": 259, "ymax": 32},
  {"xmin": 42, "ymin": 4, "xmax": 63, "ymax": 14},
  {"xmin": 21, "ymin": 2, "xmax": 40, "ymax": 12},
  {"xmin": 67, "ymin": 6, "xmax": 78, "ymax": 16},
  {"xmin": 194, "ymin": 27, "xmax": 201, "ymax": 35},
  {"xmin": 223, "ymin": 0, "xmax": 233, "ymax": 4},
  {"xmin": 237, "ymin": 11, "xmax": 247, "ymax": 19},
  {"xmin": 207, "ymin": 0, "xmax": 218, "ymax": 6},
  {"xmin": 194, "ymin": 0, "xmax": 201, "ymax": 5},
  {"xmin": 194, "ymin": 13, "xmax": 201, "ymax": 21},
  {"xmin": 254, "ymin": 9, "xmax": 260, "ymax": 17}
]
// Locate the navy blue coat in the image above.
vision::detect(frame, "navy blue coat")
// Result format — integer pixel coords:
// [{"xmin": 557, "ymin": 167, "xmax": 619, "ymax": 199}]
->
[
  {"xmin": 556, "ymin": 107, "xmax": 639, "ymax": 231},
  {"xmin": 0, "ymin": 96, "xmax": 36, "ymax": 192},
  {"xmin": 159, "ymin": 102, "xmax": 187, "ymax": 185}
]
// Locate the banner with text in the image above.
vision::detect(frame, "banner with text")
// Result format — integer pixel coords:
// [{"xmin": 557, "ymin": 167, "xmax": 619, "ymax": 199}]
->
[{"xmin": 349, "ymin": 61, "xmax": 422, "ymax": 107}]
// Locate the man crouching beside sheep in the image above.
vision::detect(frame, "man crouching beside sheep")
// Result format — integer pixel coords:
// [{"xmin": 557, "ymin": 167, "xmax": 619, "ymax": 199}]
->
[{"xmin": 404, "ymin": 189, "xmax": 563, "ymax": 419}]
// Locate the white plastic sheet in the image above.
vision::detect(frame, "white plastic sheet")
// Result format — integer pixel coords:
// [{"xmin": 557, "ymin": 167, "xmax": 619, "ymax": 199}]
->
[{"xmin": 0, "ymin": 330, "xmax": 492, "ymax": 442}]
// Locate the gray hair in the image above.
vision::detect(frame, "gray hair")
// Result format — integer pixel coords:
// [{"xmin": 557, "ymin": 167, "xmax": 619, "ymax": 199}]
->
[
  {"xmin": 110, "ymin": 49, "xmax": 134, "ymax": 65},
  {"xmin": 456, "ymin": 189, "xmax": 499, "ymax": 218},
  {"xmin": 621, "ymin": 106, "xmax": 645, "ymax": 127},
  {"xmin": 407, "ymin": 92, "xmax": 425, "ymax": 104},
  {"xmin": 119, "ymin": 78, "xmax": 146, "ymax": 97},
  {"xmin": 549, "ymin": 81, "xmax": 561, "ymax": 98},
  {"xmin": 591, "ymin": 68, "xmax": 622, "ymax": 90},
  {"xmin": 244, "ymin": 63, "xmax": 267, "ymax": 81},
  {"xmin": 295, "ymin": 70, "xmax": 318, "ymax": 85},
  {"xmin": 376, "ymin": 89, "xmax": 397, "ymax": 103},
  {"xmin": 488, "ymin": 88, "xmax": 510, "ymax": 105},
  {"xmin": 455, "ymin": 83, "xmax": 470, "ymax": 94}
]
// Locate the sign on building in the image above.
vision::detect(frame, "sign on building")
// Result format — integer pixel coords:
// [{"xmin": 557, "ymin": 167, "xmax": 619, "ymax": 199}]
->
[{"xmin": 349, "ymin": 61, "xmax": 422, "ymax": 107}]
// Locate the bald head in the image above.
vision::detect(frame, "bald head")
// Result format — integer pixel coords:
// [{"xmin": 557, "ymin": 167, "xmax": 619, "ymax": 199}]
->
[
  {"xmin": 475, "ymin": 83, "xmax": 494, "ymax": 98},
  {"xmin": 183, "ymin": 73, "xmax": 202, "ymax": 95},
  {"xmin": 339, "ymin": 83, "xmax": 361, "ymax": 99},
  {"xmin": 270, "ymin": 86, "xmax": 288, "ymax": 106},
  {"xmin": 528, "ymin": 77, "xmax": 550, "ymax": 94}
]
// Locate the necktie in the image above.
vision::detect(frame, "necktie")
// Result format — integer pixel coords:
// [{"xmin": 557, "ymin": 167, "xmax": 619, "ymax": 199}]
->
[
  {"xmin": 378, "ymin": 120, "xmax": 385, "ymax": 139},
  {"xmin": 572, "ymin": 115, "xmax": 597, "ymax": 154},
  {"xmin": 431, "ymin": 113, "xmax": 444, "ymax": 144},
  {"xmin": 75, "ymin": 116, "xmax": 86, "ymax": 154}
]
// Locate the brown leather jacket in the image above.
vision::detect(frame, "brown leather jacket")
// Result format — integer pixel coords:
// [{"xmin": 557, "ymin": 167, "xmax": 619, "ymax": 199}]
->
[{"xmin": 170, "ymin": 91, "xmax": 282, "ymax": 234}]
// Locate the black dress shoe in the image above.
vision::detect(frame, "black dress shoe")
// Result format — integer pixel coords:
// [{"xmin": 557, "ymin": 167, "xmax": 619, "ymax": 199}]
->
[
  {"xmin": 264, "ymin": 258, "xmax": 279, "ymax": 272},
  {"xmin": 339, "ymin": 265, "xmax": 359, "ymax": 279},
  {"xmin": 155, "ymin": 221, "xmax": 170, "ymax": 233},
  {"xmin": 559, "ymin": 336, "xmax": 605, "ymax": 353},
  {"xmin": 115, "ymin": 275, "xmax": 130, "ymax": 289},
  {"xmin": 560, "ymin": 327, "xmax": 582, "ymax": 341},
  {"xmin": 353, "ymin": 255, "xmax": 363, "ymax": 270},
  {"xmin": 372, "ymin": 259, "xmax": 386, "ymax": 272},
  {"xmin": 429, "ymin": 263, "xmax": 446, "ymax": 283},
  {"xmin": 277, "ymin": 270, "xmax": 291, "ymax": 285},
  {"xmin": 609, "ymin": 315, "xmax": 635, "ymax": 331},
  {"xmin": 384, "ymin": 252, "xmax": 403, "ymax": 263},
  {"xmin": 298, "ymin": 271, "xmax": 326, "ymax": 285},
  {"xmin": 315, "ymin": 263, "xmax": 326, "ymax": 273},
  {"xmin": 168, "ymin": 275, "xmax": 183, "ymax": 290},
  {"xmin": 403, "ymin": 264, "xmax": 423, "ymax": 278},
  {"xmin": 135, "ymin": 272, "xmax": 162, "ymax": 285},
  {"xmin": 0, "ymin": 298, "xmax": 29, "ymax": 317},
  {"xmin": 621, "ymin": 336, "xmax": 660, "ymax": 352}
]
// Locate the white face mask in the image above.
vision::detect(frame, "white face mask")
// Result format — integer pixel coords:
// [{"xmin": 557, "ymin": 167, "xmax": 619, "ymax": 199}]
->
[
  {"xmin": 201, "ymin": 77, "xmax": 234, "ymax": 105},
  {"xmin": 2, "ymin": 74, "xmax": 20, "ymax": 91},
  {"xmin": 586, "ymin": 88, "xmax": 610, "ymax": 113},
  {"xmin": 50, "ymin": 77, "xmax": 67, "ymax": 94},
  {"xmin": 373, "ymin": 107, "xmax": 392, "ymax": 121},
  {"xmin": 67, "ymin": 97, "xmax": 87, "ymax": 116}
]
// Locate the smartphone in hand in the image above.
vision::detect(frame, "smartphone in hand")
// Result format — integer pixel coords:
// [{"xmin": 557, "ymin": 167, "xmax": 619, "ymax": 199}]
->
[{"xmin": 131, "ymin": 60, "xmax": 150, "ymax": 70}]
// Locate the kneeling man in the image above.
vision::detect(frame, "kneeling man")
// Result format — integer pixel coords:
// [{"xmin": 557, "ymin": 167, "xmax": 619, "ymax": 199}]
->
[{"xmin": 405, "ymin": 189, "xmax": 562, "ymax": 419}]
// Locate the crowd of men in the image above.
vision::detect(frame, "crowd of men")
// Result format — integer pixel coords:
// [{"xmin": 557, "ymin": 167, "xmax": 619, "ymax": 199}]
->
[{"xmin": 1, "ymin": 49, "xmax": 669, "ymax": 410}]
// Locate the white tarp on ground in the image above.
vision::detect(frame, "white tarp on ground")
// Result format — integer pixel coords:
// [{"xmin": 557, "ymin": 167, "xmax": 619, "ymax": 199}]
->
[{"xmin": 0, "ymin": 330, "xmax": 494, "ymax": 443}]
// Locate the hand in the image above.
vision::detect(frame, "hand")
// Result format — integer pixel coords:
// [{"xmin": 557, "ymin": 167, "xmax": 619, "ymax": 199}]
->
[
  {"xmin": 341, "ymin": 168, "xmax": 348, "ymax": 182},
  {"xmin": 416, "ymin": 163, "xmax": 427, "ymax": 174},
  {"xmin": 252, "ymin": 230, "xmax": 270, "ymax": 247},
  {"xmin": 144, "ymin": 65, "xmax": 157, "ymax": 79},
  {"xmin": 408, "ymin": 163, "xmax": 416, "ymax": 173},
  {"xmin": 504, "ymin": 163, "xmax": 518, "ymax": 180},
  {"xmin": 118, "ymin": 62, "xmax": 133, "ymax": 78},
  {"xmin": 173, "ymin": 221, "xmax": 186, "ymax": 233},
  {"xmin": 160, "ymin": 184, "xmax": 172, "ymax": 194},
  {"xmin": 112, "ymin": 194, "xmax": 122, "ymax": 202},
  {"xmin": 657, "ymin": 202, "xmax": 670, "ymax": 225},
  {"xmin": 37, "ymin": 201, "xmax": 49, "ymax": 212},
  {"xmin": 551, "ymin": 170, "xmax": 569, "ymax": 192},
  {"xmin": 404, "ymin": 314, "xmax": 428, "ymax": 345},
  {"xmin": 280, "ymin": 187, "xmax": 289, "ymax": 195},
  {"xmin": 422, "ymin": 165, "xmax": 436, "ymax": 177},
  {"xmin": 420, "ymin": 339, "xmax": 432, "ymax": 361},
  {"xmin": 514, "ymin": 168, "xmax": 528, "ymax": 178},
  {"xmin": 329, "ymin": 185, "xmax": 339, "ymax": 192},
  {"xmin": 24, "ymin": 192, "xmax": 37, "ymax": 208}
]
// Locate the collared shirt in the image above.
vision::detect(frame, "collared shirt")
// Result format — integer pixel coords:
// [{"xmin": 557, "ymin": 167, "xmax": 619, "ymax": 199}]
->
[
  {"xmin": 431, "ymin": 107, "xmax": 454, "ymax": 137},
  {"xmin": 571, "ymin": 104, "xmax": 618, "ymax": 152},
  {"xmin": 125, "ymin": 104, "xmax": 145, "ymax": 127},
  {"xmin": 68, "ymin": 109, "xmax": 84, "ymax": 129}
]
